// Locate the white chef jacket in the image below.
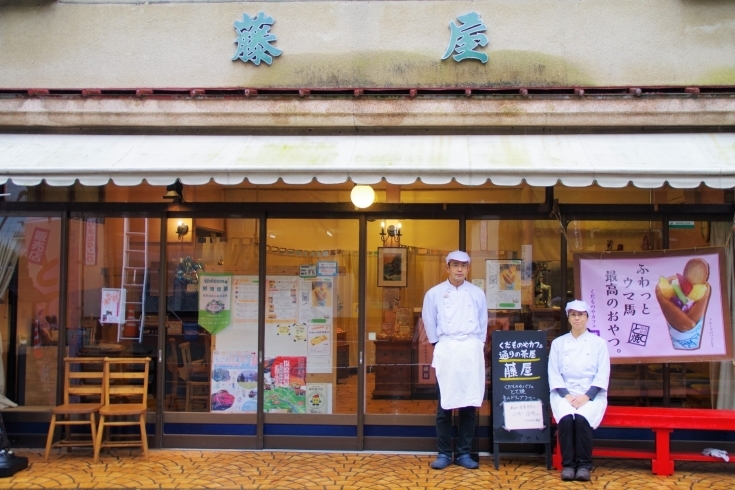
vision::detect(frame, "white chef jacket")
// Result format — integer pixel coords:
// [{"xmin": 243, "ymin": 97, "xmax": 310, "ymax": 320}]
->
[
  {"xmin": 423, "ymin": 280, "xmax": 488, "ymax": 409},
  {"xmin": 548, "ymin": 329, "xmax": 611, "ymax": 429}
]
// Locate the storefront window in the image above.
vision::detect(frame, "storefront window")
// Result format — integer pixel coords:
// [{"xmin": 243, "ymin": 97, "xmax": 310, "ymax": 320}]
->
[
  {"xmin": 166, "ymin": 218, "xmax": 260, "ymax": 413},
  {"xmin": 566, "ymin": 220, "xmax": 675, "ymax": 407},
  {"xmin": 3, "ymin": 217, "xmax": 61, "ymax": 409},
  {"xmin": 264, "ymin": 219, "xmax": 358, "ymax": 416},
  {"xmin": 668, "ymin": 220, "xmax": 728, "ymax": 409},
  {"xmin": 66, "ymin": 217, "xmax": 157, "ymax": 410},
  {"xmin": 365, "ymin": 219, "xmax": 459, "ymax": 415},
  {"xmin": 467, "ymin": 219, "xmax": 563, "ymax": 417}
]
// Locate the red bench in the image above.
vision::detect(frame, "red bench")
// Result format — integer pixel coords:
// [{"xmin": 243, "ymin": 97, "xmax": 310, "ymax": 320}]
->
[{"xmin": 553, "ymin": 406, "xmax": 735, "ymax": 475}]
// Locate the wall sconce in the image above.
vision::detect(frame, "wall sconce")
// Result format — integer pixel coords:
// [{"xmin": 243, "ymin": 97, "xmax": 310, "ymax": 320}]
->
[
  {"xmin": 350, "ymin": 185, "xmax": 375, "ymax": 208},
  {"xmin": 379, "ymin": 220, "xmax": 401, "ymax": 245},
  {"xmin": 176, "ymin": 220, "xmax": 189, "ymax": 240},
  {"xmin": 163, "ymin": 179, "xmax": 184, "ymax": 203}
]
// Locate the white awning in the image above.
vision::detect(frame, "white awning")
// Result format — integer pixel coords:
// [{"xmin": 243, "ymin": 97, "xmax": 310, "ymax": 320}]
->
[{"xmin": 0, "ymin": 133, "xmax": 733, "ymax": 188}]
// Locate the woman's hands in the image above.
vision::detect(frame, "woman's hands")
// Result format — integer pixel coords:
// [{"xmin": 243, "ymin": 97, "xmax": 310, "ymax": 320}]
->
[{"xmin": 564, "ymin": 393, "xmax": 590, "ymax": 409}]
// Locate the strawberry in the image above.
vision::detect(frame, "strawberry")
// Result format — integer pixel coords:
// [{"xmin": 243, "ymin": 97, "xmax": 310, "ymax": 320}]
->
[{"xmin": 676, "ymin": 273, "xmax": 693, "ymax": 296}]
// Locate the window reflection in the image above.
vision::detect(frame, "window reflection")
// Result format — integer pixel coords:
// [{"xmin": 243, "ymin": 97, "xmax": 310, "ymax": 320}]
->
[
  {"xmin": 264, "ymin": 219, "xmax": 358, "ymax": 415},
  {"xmin": 166, "ymin": 218, "xmax": 259, "ymax": 413},
  {"xmin": 366, "ymin": 220, "xmax": 459, "ymax": 416},
  {"xmin": 4, "ymin": 217, "xmax": 60, "ymax": 408},
  {"xmin": 66, "ymin": 217, "xmax": 157, "ymax": 411}
]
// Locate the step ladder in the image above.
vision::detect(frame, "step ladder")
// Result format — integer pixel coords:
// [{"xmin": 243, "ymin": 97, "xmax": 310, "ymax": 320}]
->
[{"xmin": 118, "ymin": 218, "xmax": 148, "ymax": 342}]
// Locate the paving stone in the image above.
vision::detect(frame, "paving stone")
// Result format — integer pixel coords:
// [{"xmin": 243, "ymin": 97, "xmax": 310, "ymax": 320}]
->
[{"xmin": 6, "ymin": 449, "xmax": 735, "ymax": 488}]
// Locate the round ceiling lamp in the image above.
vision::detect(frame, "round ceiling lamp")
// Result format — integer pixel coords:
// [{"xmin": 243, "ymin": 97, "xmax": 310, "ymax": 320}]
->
[{"xmin": 350, "ymin": 185, "xmax": 375, "ymax": 208}]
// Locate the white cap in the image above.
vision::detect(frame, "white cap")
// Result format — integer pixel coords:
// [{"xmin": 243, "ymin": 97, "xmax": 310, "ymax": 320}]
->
[
  {"xmin": 445, "ymin": 250, "xmax": 471, "ymax": 264},
  {"xmin": 565, "ymin": 300, "xmax": 590, "ymax": 315}
]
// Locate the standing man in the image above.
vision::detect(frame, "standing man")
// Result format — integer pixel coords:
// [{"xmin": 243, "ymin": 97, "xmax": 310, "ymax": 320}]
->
[{"xmin": 422, "ymin": 250, "xmax": 488, "ymax": 470}]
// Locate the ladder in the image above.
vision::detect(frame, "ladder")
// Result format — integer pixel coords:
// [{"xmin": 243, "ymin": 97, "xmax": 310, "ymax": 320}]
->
[{"xmin": 118, "ymin": 218, "xmax": 148, "ymax": 342}]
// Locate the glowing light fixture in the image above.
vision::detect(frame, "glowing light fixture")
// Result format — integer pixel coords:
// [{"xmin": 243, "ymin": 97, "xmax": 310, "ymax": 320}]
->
[
  {"xmin": 176, "ymin": 220, "xmax": 189, "ymax": 240},
  {"xmin": 350, "ymin": 185, "xmax": 375, "ymax": 208},
  {"xmin": 379, "ymin": 220, "xmax": 402, "ymax": 245}
]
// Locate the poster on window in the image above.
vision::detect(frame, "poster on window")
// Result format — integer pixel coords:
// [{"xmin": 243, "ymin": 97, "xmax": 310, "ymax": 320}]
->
[
  {"xmin": 264, "ymin": 356, "xmax": 306, "ymax": 413},
  {"xmin": 100, "ymin": 288, "xmax": 125, "ymax": 324},
  {"xmin": 305, "ymin": 383, "xmax": 331, "ymax": 414},
  {"xmin": 266, "ymin": 276, "xmax": 299, "ymax": 323},
  {"xmin": 299, "ymin": 277, "xmax": 333, "ymax": 326},
  {"xmin": 198, "ymin": 273, "xmax": 232, "ymax": 335},
  {"xmin": 211, "ymin": 350, "xmax": 258, "ymax": 413},
  {"xmin": 232, "ymin": 275, "xmax": 259, "ymax": 322},
  {"xmin": 575, "ymin": 247, "xmax": 731, "ymax": 363},
  {"xmin": 486, "ymin": 260, "xmax": 522, "ymax": 310}
]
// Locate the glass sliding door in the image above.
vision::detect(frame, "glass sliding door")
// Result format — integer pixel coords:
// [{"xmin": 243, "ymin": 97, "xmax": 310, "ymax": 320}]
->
[
  {"xmin": 263, "ymin": 218, "xmax": 359, "ymax": 450},
  {"xmin": 163, "ymin": 217, "xmax": 261, "ymax": 450},
  {"xmin": 364, "ymin": 219, "xmax": 460, "ymax": 451}
]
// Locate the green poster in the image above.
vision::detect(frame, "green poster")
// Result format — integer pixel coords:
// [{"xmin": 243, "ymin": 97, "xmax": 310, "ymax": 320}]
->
[{"xmin": 198, "ymin": 273, "xmax": 232, "ymax": 335}]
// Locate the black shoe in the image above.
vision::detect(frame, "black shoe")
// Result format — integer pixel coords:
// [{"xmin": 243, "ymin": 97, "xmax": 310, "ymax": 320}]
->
[
  {"xmin": 575, "ymin": 468, "xmax": 591, "ymax": 481},
  {"xmin": 561, "ymin": 467, "xmax": 576, "ymax": 481}
]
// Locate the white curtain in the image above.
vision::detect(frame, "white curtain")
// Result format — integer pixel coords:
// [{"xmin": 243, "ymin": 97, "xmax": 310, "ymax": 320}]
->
[{"xmin": 711, "ymin": 221, "xmax": 735, "ymax": 409}]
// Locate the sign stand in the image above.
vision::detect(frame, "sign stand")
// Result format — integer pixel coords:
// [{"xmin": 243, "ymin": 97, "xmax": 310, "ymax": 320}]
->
[{"xmin": 491, "ymin": 330, "xmax": 551, "ymax": 470}]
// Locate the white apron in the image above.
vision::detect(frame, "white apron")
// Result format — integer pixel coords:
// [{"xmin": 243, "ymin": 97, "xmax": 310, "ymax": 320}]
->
[
  {"xmin": 550, "ymin": 391, "xmax": 607, "ymax": 429},
  {"xmin": 549, "ymin": 336, "xmax": 608, "ymax": 429},
  {"xmin": 432, "ymin": 336, "xmax": 485, "ymax": 410}
]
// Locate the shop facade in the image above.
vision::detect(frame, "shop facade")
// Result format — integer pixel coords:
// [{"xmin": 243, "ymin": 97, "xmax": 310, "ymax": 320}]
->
[{"xmin": 1, "ymin": 0, "xmax": 735, "ymax": 454}]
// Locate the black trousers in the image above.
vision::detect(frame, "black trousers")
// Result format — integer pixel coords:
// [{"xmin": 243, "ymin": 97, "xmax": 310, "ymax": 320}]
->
[
  {"xmin": 436, "ymin": 384, "xmax": 476, "ymax": 458},
  {"xmin": 557, "ymin": 414, "xmax": 593, "ymax": 470}
]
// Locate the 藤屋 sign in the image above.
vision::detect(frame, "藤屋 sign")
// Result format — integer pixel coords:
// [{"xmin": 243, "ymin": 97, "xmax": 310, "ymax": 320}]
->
[{"xmin": 575, "ymin": 248, "xmax": 732, "ymax": 363}]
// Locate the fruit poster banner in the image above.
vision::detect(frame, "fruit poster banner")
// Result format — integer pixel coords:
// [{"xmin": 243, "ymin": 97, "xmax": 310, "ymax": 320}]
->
[{"xmin": 575, "ymin": 248, "xmax": 732, "ymax": 364}]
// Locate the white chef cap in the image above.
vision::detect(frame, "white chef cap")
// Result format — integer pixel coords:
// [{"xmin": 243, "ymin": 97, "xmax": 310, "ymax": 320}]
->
[
  {"xmin": 565, "ymin": 300, "xmax": 590, "ymax": 315},
  {"xmin": 445, "ymin": 250, "xmax": 471, "ymax": 264}
]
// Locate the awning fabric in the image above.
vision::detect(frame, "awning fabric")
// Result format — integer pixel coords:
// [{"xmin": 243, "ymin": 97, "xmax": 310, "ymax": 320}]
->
[{"xmin": 0, "ymin": 133, "xmax": 733, "ymax": 188}]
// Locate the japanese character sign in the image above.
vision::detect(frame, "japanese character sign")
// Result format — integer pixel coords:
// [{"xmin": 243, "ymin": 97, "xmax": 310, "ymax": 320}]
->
[
  {"xmin": 233, "ymin": 12, "xmax": 282, "ymax": 66},
  {"xmin": 491, "ymin": 330, "xmax": 550, "ymax": 446},
  {"xmin": 442, "ymin": 12, "xmax": 489, "ymax": 63}
]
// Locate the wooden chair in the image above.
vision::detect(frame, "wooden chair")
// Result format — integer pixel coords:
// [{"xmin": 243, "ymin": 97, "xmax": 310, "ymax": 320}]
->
[
  {"xmin": 94, "ymin": 357, "xmax": 151, "ymax": 463},
  {"xmin": 179, "ymin": 342, "xmax": 210, "ymax": 412},
  {"xmin": 44, "ymin": 357, "xmax": 105, "ymax": 461}
]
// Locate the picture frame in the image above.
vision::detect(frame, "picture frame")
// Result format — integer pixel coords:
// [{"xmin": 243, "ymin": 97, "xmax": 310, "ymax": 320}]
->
[{"xmin": 378, "ymin": 247, "xmax": 407, "ymax": 287}]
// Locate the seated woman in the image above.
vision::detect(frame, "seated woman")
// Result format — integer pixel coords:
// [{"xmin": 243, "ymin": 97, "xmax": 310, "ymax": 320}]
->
[{"xmin": 548, "ymin": 300, "xmax": 610, "ymax": 482}]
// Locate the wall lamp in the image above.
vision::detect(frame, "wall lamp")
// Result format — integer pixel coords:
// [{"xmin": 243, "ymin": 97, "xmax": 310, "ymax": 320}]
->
[
  {"xmin": 163, "ymin": 179, "xmax": 184, "ymax": 203},
  {"xmin": 350, "ymin": 184, "xmax": 375, "ymax": 208},
  {"xmin": 379, "ymin": 220, "xmax": 401, "ymax": 245},
  {"xmin": 176, "ymin": 220, "xmax": 189, "ymax": 241}
]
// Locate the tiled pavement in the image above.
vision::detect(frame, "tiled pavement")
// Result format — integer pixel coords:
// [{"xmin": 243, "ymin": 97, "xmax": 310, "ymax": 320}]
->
[{"xmin": 2, "ymin": 449, "xmax": 735, "ymax": 489}]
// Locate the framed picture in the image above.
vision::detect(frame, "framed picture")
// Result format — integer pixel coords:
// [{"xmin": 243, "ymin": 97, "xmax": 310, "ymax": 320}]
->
[{"xmin": 378, "ymin": 247, "xmax": 407, "ymax": 287}]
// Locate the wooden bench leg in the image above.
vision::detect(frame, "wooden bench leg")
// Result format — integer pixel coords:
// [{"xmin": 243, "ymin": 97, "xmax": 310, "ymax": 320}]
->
[{"xmin": 652, "ymin": 428, "xmax": 675, "ymax": 476}]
